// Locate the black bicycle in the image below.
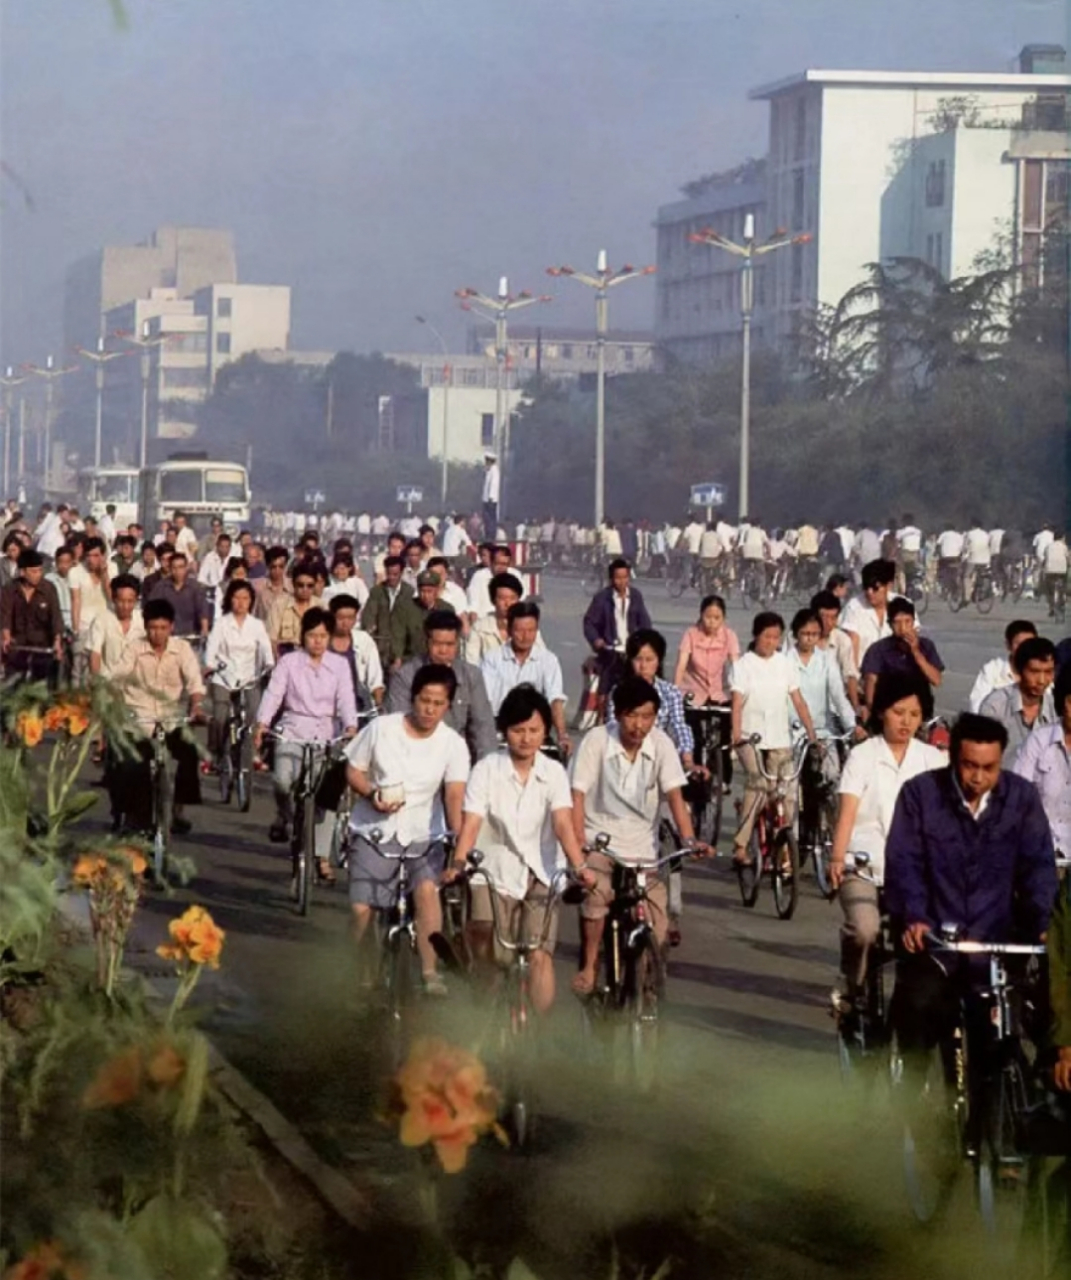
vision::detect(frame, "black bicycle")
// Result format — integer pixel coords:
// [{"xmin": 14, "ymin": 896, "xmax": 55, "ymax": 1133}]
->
[
  {"xmin": 683, "ymin": 698, "xmax": 725, "ymax": 847},
  {"xmin": 578, "ymin": 835, "xmax": 695, "ymax": 1093},
  {"xmin": 894, "ymin": 928, "xmax": 1048, "ymax": 1249},
  {"xmin": 829, "ymin": 853, "xmax": 894, "ymax": 1081},
  {"xmin": 798, "ymin": 730, "xmax": 855, "ymax": 899},
  {"xmin": 215, "ymin": 678, "xmax": 261, "ymax": 813},
  {"xmin": 270, "ymin": 732, "xmax": 347, "ymax": 916}
]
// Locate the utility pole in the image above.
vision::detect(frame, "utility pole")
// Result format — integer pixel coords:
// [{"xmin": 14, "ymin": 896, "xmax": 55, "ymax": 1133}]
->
[
  {"xmin": 689, "ymin": 216, "xmax": 810, "ymax": 520},
  {"xmin": 416, "ymin": 315, "xmax": 452, "ymax": 507},
  {"xmin": 0, "ymin": 367, "xmax": 29, "ymax": 498},
  {"xmin": 546, "ymin": 250, "xmax": 655, "ymax": 527},
  {"xmin": 26, "ymin": 355, "xmax": 78, "ymax": 495},
  {"xmin": 76, "ymin": 337, "xmax": 131, "ymax": 468},
  {"xmin": 455, "ymin": 278, "xmax": 550, "ymax": 519},
  {"xmin": 121, "ymin": 321, "xmax": 169, "ymax": 468}
]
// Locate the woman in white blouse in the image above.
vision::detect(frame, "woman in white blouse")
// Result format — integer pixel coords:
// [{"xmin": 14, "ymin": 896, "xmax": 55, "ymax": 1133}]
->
[
  {"xmin": 204, "ymin": 579, "xmax": 274, "ymax": 770},
  {"xmin": 829, "ymin": 673, "xmax": 945, "ymax": 1000},
  {"xmin": 730, "ymin": 611, "xmax": 816, "ymax": 864}
]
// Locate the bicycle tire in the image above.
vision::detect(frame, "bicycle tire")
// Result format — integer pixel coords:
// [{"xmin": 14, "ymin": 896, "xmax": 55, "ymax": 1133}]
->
[
  {"xmin": 771, "ymin": 828, "xmax": 800, "ymax": 920},
  {"xmin": 292, "ymin": 798, "xmax": 314, "ymax": 916},
  {"xmin": 386, "ymin": 932, "xmax": 416, "ymax": 1069},
  {"xmin": 690, "ymin": 768, "xmax": 721, "ymax": 848},
  {"xmin": 666, "ymin": 571, "xmax": 685, "ymax": 600},
  {"xmin": 151, "ymin": 757, "xmax": 170, "ymax": 883},
  {"xmin": 976, "ymin": 587, "xmax": 996, "ymax": 616},
  {"xmin": 218, "ymin": 755, "xmax": 233, "ymax": 805},
  {"xmin": 811, "ymin": 800, "xmax": 836, "ymax": 900},
  {"xmin": 913, "ymin": 585, "xmax": 930, "ymax": 618},
  {"xmin": 896, "ymin": 1034, "xmax": 965, "ymax": 1224},
  {"xmin": 237, "ymin": 768, "xmax": 251, "ymax": 813},
  {"xmin": 737, "ymin": 813, "xmax": 764, "ymax": 909},
  {"xmin": 629, "ymin": 936, "xmax": 664, "ymax": 1095},
  {"xmin": 507, "ymin": 981, "xmax": 534, "ymax": 1149},
  {"xmin": 975, "ymin": 1046, "xmax": 1031, "ymax": 1245}
]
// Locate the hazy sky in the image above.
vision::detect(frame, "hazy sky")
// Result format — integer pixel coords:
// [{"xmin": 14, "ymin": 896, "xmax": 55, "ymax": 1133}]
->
[{"xmin": 1, "ymin": 0, "xmax": 1067, "ymax": 367}]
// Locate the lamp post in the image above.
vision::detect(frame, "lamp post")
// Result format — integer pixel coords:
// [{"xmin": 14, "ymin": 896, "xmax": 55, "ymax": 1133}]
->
[
  {"xmin": 76, "ymin": 336, "xmax": 131, "ymax": 468},
  {"xmin": 689, "ymin": 215, "xmax": 811, "ymax": 520},
  {"xmin": 455, "ymin": 278, "xmax": 551, "ymax": 518},
  {"xmin": 0, "ymin": 367, "xmax": 29, "ymax": 498},
  {"xmin": 415, "ymin": 315, "xmax": 452, "ymax": 507},
  {"xmin": 546, "ymin": 251, "xmax": 655, "ymax": 528},
  {"xmin": 26, "ymin": 355, "xmax": 78, "ymax": 495},
  {"xmin": 121, "ymin": 321, "xmax": 169, "ymax": 468}
]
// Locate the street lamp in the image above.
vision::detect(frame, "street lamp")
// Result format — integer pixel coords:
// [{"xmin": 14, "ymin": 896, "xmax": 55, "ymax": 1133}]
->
[
  {"xmin": 26, "ymin": 355, "xmax": 78, "ymax": 494},
  {"xmin": 689, "ymin": 215, "xmax": 811, "ymax": 521},
  {"xmin": 415, "ymin": 315, "xmax": 452, "ymax": 507},
  {"xmin": 0, "ymin": 366, "xmax": 29, "ymax": 498},
  {"xmin": 546, "ymin": 250, "xmax": 655, "ymax": 528},
  {"xmin": 76, "ymin": 336, "xmax": 132, "ymax": 468},
  {"xmin": 121, "ymin": 320, "xmax": 169, "ymax": 468},
  {"xmin": 455, "ymin": 277, "xmax": 551, "ymax": 518}
]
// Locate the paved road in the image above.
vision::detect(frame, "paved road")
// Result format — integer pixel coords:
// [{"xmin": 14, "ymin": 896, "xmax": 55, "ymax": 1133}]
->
[{"xmin": 122, "ymin": 577, "xmax": 1064, "ymax": 1274}]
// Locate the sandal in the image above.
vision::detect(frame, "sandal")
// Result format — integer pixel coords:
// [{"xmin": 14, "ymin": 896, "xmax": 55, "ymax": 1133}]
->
[{"xmin": 315, "ymin": 858, "xmax": 336, "ymax": 884}]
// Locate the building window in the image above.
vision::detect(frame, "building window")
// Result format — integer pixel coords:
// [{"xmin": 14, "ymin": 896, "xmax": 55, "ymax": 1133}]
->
[
  {"xmin": 161, "ymin": 367, "xmax": 209, "ymax": 389},
  {"xmin": 791, "ymin": 169, "xmax": 805, "ymax": 231},
  {"xmin": 1023, "ymin": 159, "xmax": 1044, "ymax": 230},
  {"xmin": 623, "ymin": 346, "xmax": 634, "ymax": 364},
  {"xmin": 480, "ymin": 413, "xmax": 495, "ymax": 448},
  {"xmin": 216, "ymin": 333, "xmax": 232, "ymax": 355},
  {"xmin": 790, "ymin": 243, "xmax": 804, "ymax": 303},
  {"xmin": 216, "ymin": 296, "xmax": 232, "ymax": 319},
  {"xmin": 925, "ymin": 160, "xmax": 946, "ymax": 208}
]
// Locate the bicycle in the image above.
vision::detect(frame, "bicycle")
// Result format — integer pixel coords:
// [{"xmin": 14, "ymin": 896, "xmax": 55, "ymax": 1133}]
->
[
  {"xmin": 893, "ymin": 928, "xmax": 1048, "ymax": 1244},
  {"xmin": 140, "ymin": 714, "xmax": 197, "ymax": 884},
  {"xmin": 269, "ymin": 731, "xmax": 348, "ymax": 916},
  {"xmin": 212, "ymin": 676, "xmax": 262, "ymax": 813},
  {"xmin": 360, "ymin": 828, "xmax": 449, "ymax": 1068},
  {"xmin": 797, "ymin": 730, "xmax": 855, "ymax": 899},
  {"xmin": 665, "ymin": 549, "xmax": 691, "ymax": 600},
  {"xmin": 828, "ymin": 852, "xmax": 895, "ymax": 1082},
  {"xmin": 967, "ymin": 564, "xmax": 997, "ymax": 615},
  {"xmin": 683, "ymin": 698, "xmax": 725, "ymax": 847},
  {"xmin": 740, "ymin": 559, "xmax": 766, "ymax": 605},
  {"xmin": 577, "ymin": 834, "xmax": 696, "ymax": 1093},
  {"xmin": 903, "ymin": 562, "xmax": 929, "ymax": 617},
  {"xmin": 463, "ymin": 858, "xmax": 571, "ymax": 1148},
  {"xmin": 733, "ymin": 733, "xmax": 808, "ymax": 919}
]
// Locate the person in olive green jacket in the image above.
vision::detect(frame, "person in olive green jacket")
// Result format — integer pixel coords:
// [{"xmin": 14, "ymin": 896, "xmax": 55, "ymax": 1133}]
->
[
  {"xmin": 361, "ymin": 555, "xmax": 424, "ymax": 672},
  {"xmin": 1050, "ymin": 875, "xmax": 1071, "ymax": 1092}
]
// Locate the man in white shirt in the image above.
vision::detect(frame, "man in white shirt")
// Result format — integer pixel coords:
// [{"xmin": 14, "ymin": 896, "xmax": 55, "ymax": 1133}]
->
[
  {"xmin": 441, "ymin": 517, "xmax": 472, "ymax": 563},
  {"xmin": 97, "ymin": 503, "xmax": 117, "ymax": 550},
  {"xmin": 467, "ymin": 544, "xmax": 512, "ymax": 619},
  {"xmin": 171, "ymin": 512, "xmax": 200, "ymax": 564},
  {"xmin": 897, "ymin": 516, "xmax": 923, "ymax": 586},
  {"xmin": 935, "ymin": 524, "xmax": 965, "ymax": 597},
  {"xmin": 481, "ymin": 451, "xmax": 500, "ymax": 536},
  {"xmin": 35, "ymin": 504, "xmax": 67, "ymax": 561},
  {"xmin": 963, "ymin": 519, "xmax": 992, "ymax": 600},
  {"xmin": 87, "ymin": 574, "xmax": 145, "ymax": 677},
  {"xmin": 197, "ymin": 533, "xmax": 233, "ymax": 592},
  {"xmin": 968, "ymin": 620, "xmax": 1037, "ymax": 713},
  {"xmin": 681, "ymin": 517, "xmax": 705, "ymax": 558},
  {"xmin": 739, "ymin": 521, "xmax": 768, "ymax": 562},
  {"xmin": 840, "ymin": 559, "xmax": 895, "ymax": 672},
  {"xmin": 1034, "ymin": 524, "xmax": 1055, "ymax": 566},
  {"xmin": 1043, "ymin": 530, "xmax": 1069, "ymax": 616},
  {"xmin": 569, "ymin": 675, "xmax": 705, "ymax": 995}
]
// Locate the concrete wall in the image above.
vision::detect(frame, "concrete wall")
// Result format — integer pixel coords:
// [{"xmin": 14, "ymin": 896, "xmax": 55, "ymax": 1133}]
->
[{"xmin": 426, "ymin": 385, "xmax": 522, "ymax": 463}]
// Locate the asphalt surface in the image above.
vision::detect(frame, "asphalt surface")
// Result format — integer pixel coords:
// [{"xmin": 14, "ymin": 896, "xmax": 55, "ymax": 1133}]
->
[{"xmin": 120, "ymin": 575, "xmax": 1065, "ymax": 1276}]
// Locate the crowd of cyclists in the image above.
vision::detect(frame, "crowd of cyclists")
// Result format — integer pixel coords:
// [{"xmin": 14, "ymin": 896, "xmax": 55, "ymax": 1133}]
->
[{"xmin": 1, "ymin": 495, "xmax": 1069, "ymax": 1175}]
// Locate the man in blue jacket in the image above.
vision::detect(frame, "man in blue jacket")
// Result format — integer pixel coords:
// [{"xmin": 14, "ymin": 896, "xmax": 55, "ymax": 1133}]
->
[
  {"xmin": 885, "ymin": 712, "xmax": 1058, "ymax": 1073},
  {"xmin": 582, "ymin": 558, "xmax": 652, "ymax": 711}
]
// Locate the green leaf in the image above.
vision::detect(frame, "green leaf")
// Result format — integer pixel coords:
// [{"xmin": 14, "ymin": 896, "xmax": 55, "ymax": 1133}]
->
[
  {"xmin": 58, "ymin": 791, "xmax": 100, "ymax": 822},
  {"xmin": 126, "ymin": 1195, "xmax": 226, "ymax": 1280}
]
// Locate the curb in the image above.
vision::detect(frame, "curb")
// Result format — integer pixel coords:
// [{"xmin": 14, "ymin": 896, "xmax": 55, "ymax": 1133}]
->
[{"xmin": 57, "ymin": 891, "xmax": 369, "ymax": 1230}]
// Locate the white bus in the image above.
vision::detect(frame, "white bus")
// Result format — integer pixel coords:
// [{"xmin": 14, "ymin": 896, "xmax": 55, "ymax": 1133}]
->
[
  {"xmin": 139, "ymin": 455, "xmax": 251, "ymax": 538},
  {"xmin": 79, "ymin": 466, "xmax": 140, "ymax": 530}
]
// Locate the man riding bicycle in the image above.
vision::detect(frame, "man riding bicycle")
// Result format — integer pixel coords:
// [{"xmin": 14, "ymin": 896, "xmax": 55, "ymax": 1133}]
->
[
  {"xmin": 884, "ymin": 713, "xmax": 1058, "ymax": 1084},
  {"xmin": 569, "ymin": 675, "xmax": 711, "ymax": 996}
]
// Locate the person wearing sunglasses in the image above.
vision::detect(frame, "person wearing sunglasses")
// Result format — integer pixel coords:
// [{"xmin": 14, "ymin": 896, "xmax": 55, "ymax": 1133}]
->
[{"xmin": 839, "ymin": 558, "xmax": 896, "ymax": 672}]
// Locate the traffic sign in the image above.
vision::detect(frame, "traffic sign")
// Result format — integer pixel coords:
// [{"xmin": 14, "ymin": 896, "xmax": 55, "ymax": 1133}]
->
[
  {"xmin": 304, "ymin": 489, "xmax": 326, "ymax": 505},
  {"xmin": 396, "ymin": 485, "xmax": 424, "ymax": 505},
  {"xmin": 690, "ymin": 482, "xmax": 726, "ymax": 508}
]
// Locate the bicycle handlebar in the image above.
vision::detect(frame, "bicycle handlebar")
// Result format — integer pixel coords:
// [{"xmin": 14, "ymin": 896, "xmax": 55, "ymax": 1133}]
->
[
  {"xmin": 731, "ymin": 734, "xmax": 810, "ymax": 783},
  {"xmin": 930, "ymin": 939, "xmax": 1048, "ymax": 957},
  {"xmin": 467, "ymin": 856, "xmax": 572, "ymax": 955},
  {"xmin": 585, "ymin": 832, "xmax": 701, "ymax": 874}
]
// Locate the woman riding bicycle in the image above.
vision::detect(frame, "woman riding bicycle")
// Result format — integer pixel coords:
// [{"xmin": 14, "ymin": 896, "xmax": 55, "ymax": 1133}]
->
[
  {"xmin": 204, "ymin": 578, "xmax": 273, "ymax": 773},
  {"xmin": 608, "ymin": 629, "xmax": 698, "ymax": 773},
  {"xmin": 344, "ymin": 663, "xmax": 470, "ymax": 996},
  {"xmin": 828, "ymin": 673, "xmax": 944, "ymax": 1002},
  {"xmin": 254, "ymin": 607, "xmax": 358, "ymax": 881},
  {"xmin": 673, "ymin": 594, "xmax": 739, "ymax": 789},
  {"xmin": 447, "ymin": 684, "xmax": 593, "ymax": 1014},
  {"xmin": 730, "ymin": 611, "xmax": 816, "ymax": 868},
  {"xmin": 788, "ymin": 608, "xmax": 856, "ymax": 741}
]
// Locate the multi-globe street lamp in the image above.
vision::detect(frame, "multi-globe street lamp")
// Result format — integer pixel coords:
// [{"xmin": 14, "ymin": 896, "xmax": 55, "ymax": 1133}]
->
[
  {"xmin": 689, "ymin": 214, "xmax": 811, "ymax": 520},
  {"xmin": 0, "ymin": 366, "xmax": 29, "ymax": 497},
  {"xmin": 76, "ymin": 336, "xmax": 132, "ymax": 468},
  {"xmin": 120, "ymin": 321, "xmax": 170, "ymax": 468},
  {"xmin": 25, "ymin": 355, "xmax": 78, "ymax": 494},
  {"xmin": 546, "ymin": 251, "xmax": 655, "ymax": 528}
]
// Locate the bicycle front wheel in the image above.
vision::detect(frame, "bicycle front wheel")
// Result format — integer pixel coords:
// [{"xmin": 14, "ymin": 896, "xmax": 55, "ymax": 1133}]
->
[
  {"xmin": 975, "ymin": 1045, "xmax": 1031, "ymax": 1249},
  {"xmin": 737, "ymin": 814, "xmax": 764, "ymax": 909},
  {"xmin": 811, "ymin": 799, "xmax": 836, "ymax": 900},
  {"xmin": 293, "ymin": 799, "xmax": 315, "ymax": 916},
  {"xmin": 385, "ymin": 933, "xmax": 416, "ymax": 1069},
  {"xmin": 629, "ymin": 937, "xmax": 664, "ymax": 1095},
  {"xmin": 218, "ymin": 754, "xmax": 234, "ymax": 805},
  {"xmin": 771, "ymin": 829, "xmax": 800, "ymax": 920},
  {"xmin": 895, "ymin": 1037, "xmax": 964, "ymax": 1224}
]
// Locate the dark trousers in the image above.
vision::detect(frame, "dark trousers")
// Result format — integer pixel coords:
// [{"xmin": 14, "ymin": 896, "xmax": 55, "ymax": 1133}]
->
[
  {"xmin": 106, "ymin": 731, "xmax": 201, "ymax": 830},
  {"xmin": 483, "ymin": 500, "xmax": 498, "ymax": 537}
]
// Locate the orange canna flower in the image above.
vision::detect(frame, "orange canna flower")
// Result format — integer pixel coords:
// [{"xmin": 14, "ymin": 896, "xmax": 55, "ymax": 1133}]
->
[
  {"xmin": 15, "ymin": 711, "xmax": 44, "ymax": 749},
  {"xmin": 82, "ymin": 1045, "xmax": 143, "ymax": 1109},
  {"xmin": 146, "ymin": 1040, "xmax": 186, "ymax": 1089},
  {"xmin": 395, "ymin": 1038, "xmax": 501, "ymax": 1173},
  {"xmin": 64, "ymin": 710, "xmax": 90, "ymax": 737},
  {"xmin": 71, "ymin": 854, "xmax": 106, "ymax": 885},
  {"xmin": 156, "ymin": 905, "xmax": 225, "ymax": 969},
  {"xmin": 42, "ymin": 705, "xmax": 67, "ymax": 732},
  {"xmin": 3, "ymin": 1240, "xmax": 84, "ymax": 1280}
]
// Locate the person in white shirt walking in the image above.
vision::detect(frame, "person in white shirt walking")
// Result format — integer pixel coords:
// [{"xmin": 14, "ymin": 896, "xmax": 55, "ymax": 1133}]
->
[
  {"xmin": 481, "ymin": 451, "xmax": 501, "ymax": 537},
  {"xmin": 447, "ymin": 685, "xmax": 594, "ymax": 1014}
]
